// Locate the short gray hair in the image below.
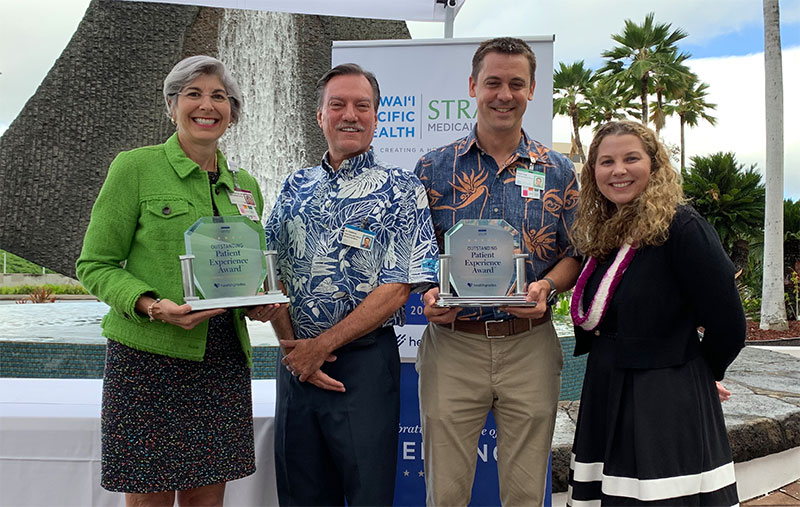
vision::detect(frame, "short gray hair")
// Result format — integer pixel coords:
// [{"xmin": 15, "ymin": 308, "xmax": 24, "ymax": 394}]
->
[{"xmin": 163, "ymin": 55, "xmax": 243, "ymax": 123}]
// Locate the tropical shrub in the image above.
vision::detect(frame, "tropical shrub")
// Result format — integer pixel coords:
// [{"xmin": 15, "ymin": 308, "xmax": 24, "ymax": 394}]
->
[{"xmin": 682, "ymin": 152, "xmax": 765, "ymax": 257}]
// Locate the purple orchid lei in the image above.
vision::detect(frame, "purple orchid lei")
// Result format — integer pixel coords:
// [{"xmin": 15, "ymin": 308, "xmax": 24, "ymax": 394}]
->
[{"xmin": 570, "ymin": 243, "xmax": 637, "ymax": 331}]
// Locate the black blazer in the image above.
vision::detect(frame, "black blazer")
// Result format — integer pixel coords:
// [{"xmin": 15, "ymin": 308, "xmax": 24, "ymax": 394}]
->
[{"xmin": 574, "ymin": 206, "xmax": 745, "ymax": 381}]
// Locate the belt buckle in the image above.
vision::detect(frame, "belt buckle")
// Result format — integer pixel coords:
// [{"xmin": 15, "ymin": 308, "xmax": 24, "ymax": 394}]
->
[{"xmin": 484, "ymin": 319, "xmax": 505, "ymax": 339}]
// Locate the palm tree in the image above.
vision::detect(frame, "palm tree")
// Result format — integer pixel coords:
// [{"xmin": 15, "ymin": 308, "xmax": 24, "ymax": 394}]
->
[
  {"xmin": 553, "ymin": 61, "xmax": 594, "ymax": 163},
  {"xmin": 601, "ymin": 12, "xmax": 689, "ymax": 127},
  {"xmin": 761, "ymin": 0, "xmax": 788, "ymax": 329},
  {"xmin": 663, "ymin": 78, "xmax": 717, "ymax": 170},
  {"xmin": 585, "ymin": 76, "xmax": 639, "ymax": 130},
  {"xmin": 647, "ymin": 47, "xmax": 694, "ymax": 136},
  {"xmin": 683, "ymin": 152, "xmax": 765, "ymax": 260}
]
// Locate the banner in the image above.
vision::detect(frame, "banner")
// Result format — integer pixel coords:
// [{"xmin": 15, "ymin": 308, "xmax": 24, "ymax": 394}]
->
[{"xmin": 332, "ymin": 37, "xmax": 555, "ymax": 175}]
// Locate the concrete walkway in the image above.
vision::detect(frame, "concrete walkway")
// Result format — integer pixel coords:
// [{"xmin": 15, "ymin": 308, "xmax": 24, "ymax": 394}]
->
[{"xmin": 550, "ymin": 346, "xmax": 800, "ymax": 502}]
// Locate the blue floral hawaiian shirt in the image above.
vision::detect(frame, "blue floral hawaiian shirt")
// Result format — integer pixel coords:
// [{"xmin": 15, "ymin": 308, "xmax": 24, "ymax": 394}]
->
[
  {"xmin": 265, "ymin": 149, "xmax": 439, "ymax": 339},
  {"xmin": 415, "ymin": 128, "xmax": 579, "ymax": 321}
]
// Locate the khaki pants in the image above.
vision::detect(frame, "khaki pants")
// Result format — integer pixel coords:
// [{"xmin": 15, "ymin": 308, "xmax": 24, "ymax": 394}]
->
[{"xmin": 416, "ymin": 321, "xmax": 563, "ymax": 506}]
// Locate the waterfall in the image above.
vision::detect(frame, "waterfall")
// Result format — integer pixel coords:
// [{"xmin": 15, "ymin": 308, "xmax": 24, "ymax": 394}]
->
[{"xmin": 217, "ymin": 10, "xmax": 307, "ymax": 216}]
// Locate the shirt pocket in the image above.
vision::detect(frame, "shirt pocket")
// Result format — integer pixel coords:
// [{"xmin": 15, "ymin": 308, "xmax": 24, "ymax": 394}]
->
[{"xmin": 139, "ymin": 196, "xmax": 194, "ymax": 242}]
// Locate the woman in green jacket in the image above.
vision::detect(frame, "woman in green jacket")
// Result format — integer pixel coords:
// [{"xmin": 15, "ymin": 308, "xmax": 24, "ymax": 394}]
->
[{"xmin": 77, "ymin": 55, "xmax": 263, "ymax": 506}]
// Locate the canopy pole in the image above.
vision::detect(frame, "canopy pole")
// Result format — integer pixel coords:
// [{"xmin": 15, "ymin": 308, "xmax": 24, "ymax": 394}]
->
[{"xmin": 444, "ymin": 0, "xmax": 455, "ymax": 38}]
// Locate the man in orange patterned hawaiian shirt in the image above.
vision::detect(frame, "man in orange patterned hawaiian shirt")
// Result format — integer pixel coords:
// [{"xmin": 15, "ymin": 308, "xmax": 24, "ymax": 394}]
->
[{"xmin": 414, "ymin": 37, "xmax": 581, "ymax": 506}]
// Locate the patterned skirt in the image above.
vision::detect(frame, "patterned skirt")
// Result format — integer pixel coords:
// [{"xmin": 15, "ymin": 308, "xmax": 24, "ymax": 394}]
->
[
  {"xmin": 100, "ymin": 313, "xmax": 255, "ymax": 493},
  {"xmin": 567, "ymin": 334, "xmax": 739, "ymax": 506}
]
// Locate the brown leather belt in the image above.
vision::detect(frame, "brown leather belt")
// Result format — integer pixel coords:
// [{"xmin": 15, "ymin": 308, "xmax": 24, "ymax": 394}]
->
[{"xmin": 443, "ymin": 310, "xmax": 551, "ymax": 338}]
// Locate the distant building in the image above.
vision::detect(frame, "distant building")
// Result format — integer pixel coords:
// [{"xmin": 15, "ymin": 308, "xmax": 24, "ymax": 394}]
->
[{"xmin": 553, "ymin": 142, "xmax": 585, "ymax": 176}]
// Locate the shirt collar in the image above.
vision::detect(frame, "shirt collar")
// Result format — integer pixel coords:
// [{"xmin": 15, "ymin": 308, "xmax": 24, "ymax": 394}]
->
[
  {"xmin": 320, "ymin": 148, "xmax": 376, "ymax": 177},
  {"xmin": 164, "ymin": 132, "xmax": 236, "ymax": 190},
  {"xmin": 456, "ymin": 127, "xmax": 539, "ymax": 165}
]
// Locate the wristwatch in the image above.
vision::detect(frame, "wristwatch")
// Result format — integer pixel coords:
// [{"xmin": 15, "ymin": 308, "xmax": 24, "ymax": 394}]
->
[{"xmin": 543, "ymin": 277, "xmax": 557, "ymax": 305}]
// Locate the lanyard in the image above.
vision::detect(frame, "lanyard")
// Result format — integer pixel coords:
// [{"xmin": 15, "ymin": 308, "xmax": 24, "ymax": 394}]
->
[{"xmin": 229, "ymin": 166, "xmax": 241, "ymax": 190}]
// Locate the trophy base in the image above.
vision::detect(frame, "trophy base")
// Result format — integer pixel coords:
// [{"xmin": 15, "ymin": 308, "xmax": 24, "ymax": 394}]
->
[
  {"xmin": 186, "ymin": 293, "xmax": 289, "ymax": 311},
  {"xmin": 436, "ymin": 295, "xmax": 537, "ymax": 308}
]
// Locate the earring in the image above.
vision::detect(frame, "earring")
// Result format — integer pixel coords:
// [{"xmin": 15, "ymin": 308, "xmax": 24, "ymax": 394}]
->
[{"xmin": 171, "ymin": 117, "xmax": 176, "ymax": 126}]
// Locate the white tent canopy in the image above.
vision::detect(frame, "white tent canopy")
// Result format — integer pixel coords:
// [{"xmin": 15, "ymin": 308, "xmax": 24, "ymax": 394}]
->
[{"xmin": 120, "ymin": 0, "xmax": 465, "ymax": 22}]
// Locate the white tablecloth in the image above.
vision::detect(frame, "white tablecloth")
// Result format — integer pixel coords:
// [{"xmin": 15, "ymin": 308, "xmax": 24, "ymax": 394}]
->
[{"xmin": 0, "ymin": 378, "xmax": 278, "ymax": 506}]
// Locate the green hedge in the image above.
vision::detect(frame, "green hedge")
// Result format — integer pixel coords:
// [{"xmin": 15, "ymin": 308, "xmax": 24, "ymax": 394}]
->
[{"xmin": 0, "ymin": 284, "xmax": 89, "ymax": 295}]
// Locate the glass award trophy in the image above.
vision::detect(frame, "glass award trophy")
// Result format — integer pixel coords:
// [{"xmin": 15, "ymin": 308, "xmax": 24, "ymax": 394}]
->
[
  {"xmin": 179, "ymin": 216, "xmax": 288, "ymax": 311},
  {"xmin": 436, "ymin": 219, "xmax": 536, "ymax": 307}
]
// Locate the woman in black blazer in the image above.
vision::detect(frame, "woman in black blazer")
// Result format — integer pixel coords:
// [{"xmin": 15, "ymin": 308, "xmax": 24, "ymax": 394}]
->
[{"xmin": 567, "ymin": 121, "xmax": 745, "ymax": 506}]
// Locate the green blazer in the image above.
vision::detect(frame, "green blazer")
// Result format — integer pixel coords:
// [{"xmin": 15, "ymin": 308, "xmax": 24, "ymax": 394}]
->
[{"xmin": 76, "ymin": 133, "xmax": 265, "ymax": 365}]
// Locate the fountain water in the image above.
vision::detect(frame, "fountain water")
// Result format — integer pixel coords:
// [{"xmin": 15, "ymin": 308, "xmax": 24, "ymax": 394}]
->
[{"xmin": 218, "ymin": 10, "xmax": 309, "ymax": 211}]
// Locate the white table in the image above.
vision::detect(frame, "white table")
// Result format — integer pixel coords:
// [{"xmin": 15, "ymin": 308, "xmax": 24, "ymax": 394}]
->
[{"xmin": 0, "ymin": 378, "xmax": 278, "ymax": 506}]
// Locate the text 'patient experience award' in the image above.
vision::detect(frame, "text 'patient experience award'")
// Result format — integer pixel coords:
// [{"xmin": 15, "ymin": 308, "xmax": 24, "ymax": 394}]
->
[
  {"xmin": 436, "ymin": 219, "xmax": 535, "ymax": 307},
  {"xmin": 179, "ymin": 216, "xmax": 288, "ymax": 311}
]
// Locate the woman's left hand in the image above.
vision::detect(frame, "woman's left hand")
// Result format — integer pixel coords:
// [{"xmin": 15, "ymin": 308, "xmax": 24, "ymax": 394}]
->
[
  {"xmin": 246, "ymin": 303, "xmax": 286, "ymax": 322},
  {"xmin": 145, "ymin": 297, "xmax": 225, "ymax": 330},
  {"xmin": 715, "ymin": 381, "xmax": 731, "ymax": 402}
]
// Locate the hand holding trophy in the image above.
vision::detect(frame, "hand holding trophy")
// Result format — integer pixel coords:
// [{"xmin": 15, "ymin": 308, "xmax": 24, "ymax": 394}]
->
[
  {"xmin": 437, "ymin": 219, "xmax": 536, "ymax": 308},
  {"xmin": 180, "ymin": 216, "xmax": 288, "ymax": 310}
]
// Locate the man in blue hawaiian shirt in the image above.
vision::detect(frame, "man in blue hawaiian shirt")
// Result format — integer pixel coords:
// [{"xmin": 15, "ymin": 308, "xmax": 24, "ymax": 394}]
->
[
  {"xmin": 415, "ymin": 38, "xmax": 581, "ymax": 506},
  {"xmin": 260, "ymin": 63, "xmax": 439, "ymax": 506}
]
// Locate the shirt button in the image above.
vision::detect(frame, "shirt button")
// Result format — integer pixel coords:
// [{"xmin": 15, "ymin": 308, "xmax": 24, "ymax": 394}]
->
[
  {"xmin": 215, "ymin": 187, "xmax": 221, "ymax": 195},
  {"xmin": 162, "ymin": 206, "xmax": 171, "ymax": 215},
  {"xmin": 493, "ymin": 207, "xmax": 499, "ymax": 213},
  {"xmin": 594, "ymin": 330, "xmax": 600, "ymax": 336}
]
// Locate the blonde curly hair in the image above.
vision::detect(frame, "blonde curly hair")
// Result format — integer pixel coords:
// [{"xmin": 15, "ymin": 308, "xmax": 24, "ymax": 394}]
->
[{"xmin": 571, "ymin": 121, "xmax": 686, "ymax": 259}]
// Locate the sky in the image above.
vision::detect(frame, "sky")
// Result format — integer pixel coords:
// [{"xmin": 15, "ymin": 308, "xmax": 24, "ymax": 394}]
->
[{"xmin": 2, "ymin": 0, "xmax": 799, "ymax": 197}]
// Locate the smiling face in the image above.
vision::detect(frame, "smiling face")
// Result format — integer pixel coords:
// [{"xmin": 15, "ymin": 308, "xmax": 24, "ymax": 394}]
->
[
  {"xmin": 317, "ymin": 73, "xmax": 378, "ymax": 169},
  {"xmin": 594, "ymin": 134, "xmax": 652, "ymax": 208},
  {"xmin": 170, "ymin": 73, "xmax": 231, "ymax": 150},
  {"xmin": 469, "ymin": 51, "xmax": 535, "ymax": 138}
]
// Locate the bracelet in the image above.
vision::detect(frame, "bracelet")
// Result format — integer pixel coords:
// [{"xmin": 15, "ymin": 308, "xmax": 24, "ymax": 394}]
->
[{"xmin": 147, "ymin": 298, "xmax": 161, "ymax": 322}]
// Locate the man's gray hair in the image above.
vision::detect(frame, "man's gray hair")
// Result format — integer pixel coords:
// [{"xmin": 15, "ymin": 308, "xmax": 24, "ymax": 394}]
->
[
  {"xmin": 316, "ymin": 63, "xmax": 380, "ymax": 112},
  {"xmin": 163, "ymin": 55, "xmax": 243, "ymax": 123}
]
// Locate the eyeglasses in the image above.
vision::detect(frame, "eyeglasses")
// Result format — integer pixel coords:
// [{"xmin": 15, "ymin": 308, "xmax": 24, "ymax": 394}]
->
[{"xmin": 176, "ymin": 91, "xmax": 231, "ymax": 103}]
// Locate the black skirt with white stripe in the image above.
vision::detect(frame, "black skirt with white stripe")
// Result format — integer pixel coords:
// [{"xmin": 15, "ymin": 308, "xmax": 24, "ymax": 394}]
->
[{"xmin": 567, "ymin": 333, "xmax": 739, "ymax": 506}]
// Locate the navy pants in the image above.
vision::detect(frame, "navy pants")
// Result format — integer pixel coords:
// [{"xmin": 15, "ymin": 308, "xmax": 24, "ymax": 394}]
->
[{"xmin": 274, "ymin": 327, "xmax": 400, "ymax": 506}]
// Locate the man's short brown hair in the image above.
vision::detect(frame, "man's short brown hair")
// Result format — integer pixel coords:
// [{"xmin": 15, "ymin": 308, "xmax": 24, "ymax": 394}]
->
[{"xmin": 471, "ymin": 37, "xmax": 537, "ymax": 84}]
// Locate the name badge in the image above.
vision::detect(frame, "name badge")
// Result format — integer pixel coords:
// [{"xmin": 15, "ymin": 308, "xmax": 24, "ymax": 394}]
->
[
  {"xmin": 516, "ymin": 166, "xmax": 546, "ymax": 191},
  {"xmin": 521, "ymin": 187, "xmax": 541, "ymax": 199},
  {"xmin": 237, "ymin": 203, "xmax": 260, "ymax": 221},
  {"xmin": 342, "ymin": 225, "xmax": 376, "ymax": 251},
  {"xmin": 227, "ymin": 189, "xmax": 256, "ymax": 206},
  {"xmin": 515, "ymin": 167, "xmax": 536, "ymax": 188},
  {"xmin": 226, "ymin": 189, "xmax": 259, "ymax": 221}
]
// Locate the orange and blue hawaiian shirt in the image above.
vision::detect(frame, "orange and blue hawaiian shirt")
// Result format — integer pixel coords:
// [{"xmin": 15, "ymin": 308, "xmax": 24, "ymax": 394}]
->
[
  {"xmin": 265, "ymin": 149, "xmax": 439, "ymax": 339},
  {"xmin": 415, "ymin": 128, "xmax": 579, "ymax": 321}
]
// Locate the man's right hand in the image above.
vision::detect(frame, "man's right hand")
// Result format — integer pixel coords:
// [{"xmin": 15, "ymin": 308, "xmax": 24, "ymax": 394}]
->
[{"xmin": 422, "ymin": 287, "xmax": 461, "ymax": 325}]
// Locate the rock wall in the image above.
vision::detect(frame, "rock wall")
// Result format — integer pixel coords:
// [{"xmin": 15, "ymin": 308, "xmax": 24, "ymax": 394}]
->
[{"xmin": 0, "ymin": 0, "xmax": 409, "ymax": 277}]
